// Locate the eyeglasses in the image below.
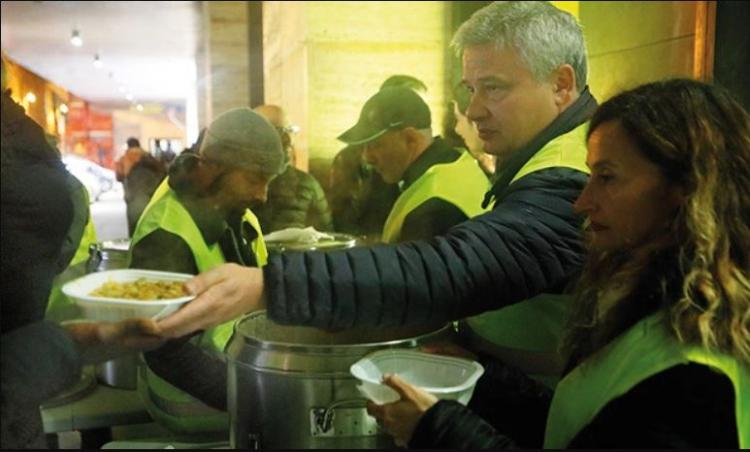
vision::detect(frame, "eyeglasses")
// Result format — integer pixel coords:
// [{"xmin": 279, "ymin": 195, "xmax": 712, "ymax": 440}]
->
[{"xmin": 277, "ymin": 125, "xmax": 300, "ymax": 134}]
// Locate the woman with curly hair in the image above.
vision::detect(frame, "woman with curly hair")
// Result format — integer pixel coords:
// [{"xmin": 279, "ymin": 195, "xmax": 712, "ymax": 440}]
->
[{"xmin": 368, "ymin": 78, "xmax": 750, "ymax": 448}]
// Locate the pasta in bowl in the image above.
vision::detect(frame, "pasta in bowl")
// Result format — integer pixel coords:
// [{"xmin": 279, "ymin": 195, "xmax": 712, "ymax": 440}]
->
[
  {"xmin": 89, "ymin": 279, "xmax": 188, "ymax": 300},
  {"xmin": 62, "ymin": 269, "xmax": 195, "ymax": 321}
]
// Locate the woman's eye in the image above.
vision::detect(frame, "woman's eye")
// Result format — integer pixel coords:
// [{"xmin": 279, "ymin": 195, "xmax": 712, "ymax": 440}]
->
[{"xmin": 596, "ymin": 173, "xmax": 614, "ymax": 183}]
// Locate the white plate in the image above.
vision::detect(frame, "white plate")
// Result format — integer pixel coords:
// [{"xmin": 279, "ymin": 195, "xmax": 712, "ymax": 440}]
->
[
  {"xmin": 62, "ymin": 269, "xmax": 195, "ymax": 321},
  {"xmin": 350, "ymin": 349, "xmax": 484, "ymax": 405}
]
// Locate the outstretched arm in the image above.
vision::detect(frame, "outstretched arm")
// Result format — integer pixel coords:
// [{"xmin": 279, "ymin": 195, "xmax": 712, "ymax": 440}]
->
[{"xmin": 159, "ymin": 168, "xmax": 587, "ymax": 336}]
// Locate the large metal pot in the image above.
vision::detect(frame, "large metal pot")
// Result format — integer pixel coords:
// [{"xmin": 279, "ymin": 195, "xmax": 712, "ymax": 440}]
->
[
  {"xmin": 226, "ymin": 311, "xmax": 454, "ymax": 449},
  {"xmin": 87, "ymin": 238, "xmax": 131, "ymax": 273},
  {"xmin": 86, "ymin": 238, "xmax": 139, "ymax": 389}
]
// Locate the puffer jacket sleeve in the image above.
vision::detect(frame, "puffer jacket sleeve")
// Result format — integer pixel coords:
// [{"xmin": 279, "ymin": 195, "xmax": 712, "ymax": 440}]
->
[
  {"xmin": 265, "ymin": 168, "xmax": 587, "ymax": 329},
  {"xmin": 409, "ymin": 400, "xmax": 517, "ymax": 449}
]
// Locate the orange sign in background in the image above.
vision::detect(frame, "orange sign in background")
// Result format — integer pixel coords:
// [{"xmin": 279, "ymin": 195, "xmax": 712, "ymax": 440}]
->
[{"xmin": 4, "ymin": 55, "xmax": 114, "ymax": 168}]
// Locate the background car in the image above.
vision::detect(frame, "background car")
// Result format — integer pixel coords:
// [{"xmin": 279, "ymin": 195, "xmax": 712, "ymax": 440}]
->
[
  {"xmin": 62, "ymin": 154, "xmax": 122, "ymax": 202},
  {"xmin": 62, "ymin": 154, "xmax": 128, "ymax": 240}
]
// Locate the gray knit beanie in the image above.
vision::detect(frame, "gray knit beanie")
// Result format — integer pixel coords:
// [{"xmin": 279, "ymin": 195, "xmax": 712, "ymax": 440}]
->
[{"xmin": 199, "ymin": 107, "xmax": 285, "ymax": 177}]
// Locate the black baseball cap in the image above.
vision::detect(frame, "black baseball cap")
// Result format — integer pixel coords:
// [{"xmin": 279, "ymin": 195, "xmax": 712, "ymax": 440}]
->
[{"xmin": 338, "ymin": 87, "xmax": 431, "ymax": 145}]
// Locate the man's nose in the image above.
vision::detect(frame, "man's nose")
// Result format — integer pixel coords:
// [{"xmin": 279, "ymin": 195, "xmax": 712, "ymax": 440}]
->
[
  {"xmin": 465, "ymin": 92, "xmax": 487, "ymax": 123},
  {"xmin": 252, "ymin": 184, "xmax": 269, "ymax": 204}
]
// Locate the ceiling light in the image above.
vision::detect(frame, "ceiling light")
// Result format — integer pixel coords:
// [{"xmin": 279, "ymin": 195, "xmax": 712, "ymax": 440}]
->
[
  {"xmin": 24, "ymin": 92, "xmax": 37, "ymax": 104},
  {"xmin": 59, "ymin": 104, "xmax": 69, "ymax": 114},
  {"xmin": 93, "ymin": 54, "xmax": 103, "ymax": 69},
  {"xmin": 136, "ymin": 104, "xmax": 144, "ymax": 112},
  {"xmin": 70, "ymin": 29, "xmax": 83, "ymax": 47},
  {"xmin": 125, "ymin": 94, "xmax": 134, "ymax": 102}
]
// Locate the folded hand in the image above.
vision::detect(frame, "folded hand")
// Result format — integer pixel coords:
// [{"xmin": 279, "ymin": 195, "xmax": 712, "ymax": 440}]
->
[
  {"xmin": 64, "ymin": 317, "xmax": 164, "ymax": 364},
  {"xmin": 366, "ymin": 374, "xmax": 439, "ymax": 447}
]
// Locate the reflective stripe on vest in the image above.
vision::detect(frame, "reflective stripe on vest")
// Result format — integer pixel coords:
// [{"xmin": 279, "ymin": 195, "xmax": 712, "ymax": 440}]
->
[
  {"xmin": 135, "ymin": 364, "xmax": 228, "ymax": 434},
  {"xmin": 544, "ymin": 313, "xmax": 750, "ymax": 448},
  {"xmin": 381, "ymin": 151, "xmax": 490, "ymax": 243},
  {"xmin": 464, "ymin": 123, "xmax": 590, "ymax": 387},
  {"xmin": 131, "ymin": 183, "xmax": 266, "ymax": 433}
]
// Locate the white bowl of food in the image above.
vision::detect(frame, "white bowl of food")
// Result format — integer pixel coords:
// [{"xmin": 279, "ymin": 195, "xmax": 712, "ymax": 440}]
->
[
  {"xmin": 62, "ymin": 269, "xmax": 195, "ymax": 321},
  {"xmin": 350, "ymin": 349, "xmax": 485, "ymax": 405}
]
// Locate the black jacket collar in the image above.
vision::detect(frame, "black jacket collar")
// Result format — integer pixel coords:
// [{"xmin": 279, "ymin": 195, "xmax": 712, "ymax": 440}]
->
[
  {"xmin": 482, "ymin": 87, "xmax": 598, "ymax": 208},
  {"xmin": 400, "ymin": 137, "xmax": 460, "ymax": 191}
]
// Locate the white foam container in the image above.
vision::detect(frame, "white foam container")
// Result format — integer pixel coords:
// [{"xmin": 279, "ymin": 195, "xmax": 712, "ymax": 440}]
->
[
  {"xmin": 350, "ymin": 349, "xmax": 485, "ymax": 405},
  {"xmin": 62, "ymin": 269, "xmax": 195, "ymax": 321}
]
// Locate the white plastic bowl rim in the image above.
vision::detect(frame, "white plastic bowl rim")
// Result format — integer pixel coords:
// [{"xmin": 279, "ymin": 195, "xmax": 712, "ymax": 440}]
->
[
  {"xmin": 350, "ymin": 349, "xmax": 485, "ymax": 394},
  {"xmin": 62, "ymin": 269, "xmax": 195, "ymax": 305}
]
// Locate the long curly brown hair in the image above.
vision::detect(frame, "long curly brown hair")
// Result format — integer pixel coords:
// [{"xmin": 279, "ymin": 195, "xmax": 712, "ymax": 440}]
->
[{"xmin": 562, "ymin": 79, "xmax": 750, "ymax": 369}]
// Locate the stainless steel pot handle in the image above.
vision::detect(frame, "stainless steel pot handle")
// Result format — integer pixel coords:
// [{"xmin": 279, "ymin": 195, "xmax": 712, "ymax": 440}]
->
[
  {"xmin": 247, "ymin": 432, "xmax": 261, "ymax": 450},
  {"xmin": 313, "ymin": 398, "xmax": 369, "ymax": 435}
]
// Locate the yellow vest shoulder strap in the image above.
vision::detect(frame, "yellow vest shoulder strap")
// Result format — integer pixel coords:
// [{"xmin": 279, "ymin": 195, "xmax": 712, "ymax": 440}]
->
[{"xmin": 382, "ymin": 152, "xmax": 489, "ymax": 243}]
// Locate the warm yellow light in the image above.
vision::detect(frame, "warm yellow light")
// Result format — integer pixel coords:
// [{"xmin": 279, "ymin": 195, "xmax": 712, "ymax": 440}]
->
[
  {"xmin": 59, "ymin": 103, "xmax": 69, "ymax": 114},
  {"xmin": 24, "ymin": 92, "xmax": 37, "ymax": 103},
  {"xmin": 550, "ymin": 1, "xmax": 579, "ymax": 19}
]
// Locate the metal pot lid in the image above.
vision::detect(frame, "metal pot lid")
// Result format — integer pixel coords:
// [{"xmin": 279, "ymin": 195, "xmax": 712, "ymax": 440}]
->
[
  {"xmin": 232, "ymin": 311, "xmax": 449, "ymax": 348},
  {"xmin": 265, "ymin": 232, "xmax": 358, "ymax": 252},
  {"xmin": 99, "ymin": 238, "xmax": 131, "ymax": 251}
]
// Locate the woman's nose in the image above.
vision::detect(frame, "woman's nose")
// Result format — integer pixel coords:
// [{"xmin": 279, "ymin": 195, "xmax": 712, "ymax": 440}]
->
[{"xmin": 573, "ymin": 183, "xmax": 594, "ymax": 216}]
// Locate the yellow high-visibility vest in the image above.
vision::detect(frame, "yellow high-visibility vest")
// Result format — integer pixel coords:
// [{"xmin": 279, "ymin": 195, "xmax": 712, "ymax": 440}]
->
[
  {"xmin": 382, "ymin": 151, "xmax": 489, "ymax": 243},
  {"xmin": 545, "ymin": 313, "xmax": 749, "ymax": 448},
  {"xmin": 463, "ymin": 122, "xmax": 590, "ymax": 388},
  {"xmin": 130, "ymin": 182, "xmax": 266, "ymax": 434}
]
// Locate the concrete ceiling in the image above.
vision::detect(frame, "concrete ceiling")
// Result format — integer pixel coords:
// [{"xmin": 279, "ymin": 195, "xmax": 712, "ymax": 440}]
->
[{"xmin": 1, "ymin": 1, "xmax": 201, "ymax": 106}]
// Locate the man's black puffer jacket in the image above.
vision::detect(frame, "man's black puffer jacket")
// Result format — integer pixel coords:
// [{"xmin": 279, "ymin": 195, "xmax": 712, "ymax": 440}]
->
[{"xmin": 264, "ymin": 166, "xmax": 588, "ymax": 328}]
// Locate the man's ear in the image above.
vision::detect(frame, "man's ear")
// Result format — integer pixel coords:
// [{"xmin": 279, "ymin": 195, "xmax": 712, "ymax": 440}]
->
[
  {"xmin": 402, "ymin": 127, "xmax": 423, "ymax": 150},
  {"xmin": 193, "ymin": 159, "xmax": 226, "ymax": 192},
  {"xmin": 550, "ymin": 64, "xmax": 577, "ymax": 109}
]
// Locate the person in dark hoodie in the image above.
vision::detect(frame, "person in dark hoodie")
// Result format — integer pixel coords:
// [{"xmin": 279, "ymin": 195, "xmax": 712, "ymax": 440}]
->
[{"xmin": 0, "ymin": 57, "xmax": 163, "ymax": 449}]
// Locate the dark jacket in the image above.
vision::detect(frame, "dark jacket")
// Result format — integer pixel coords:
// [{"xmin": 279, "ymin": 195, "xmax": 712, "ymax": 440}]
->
[
  {"xmin": 1, "ymin": 91, "xmax": 74, "ymax": 331},
  {"xmin": 254, "ymin": 165, "xmax": 333, "ymax": 233},
  {"xmin": 124, "ymin": 153, "xmax": 166, "ymax": 236},
  {"xmin": 1, "ymin": 91, "xmax": 80, "ymax": 449},
  {"xmin": 262, "ymin": 91, "xmax": 598, "ymax": 329},
  {"xmin": 329, "ymin": 144, "xmax": 400, "ymax": 240},
  {"xmin": 266, "ymin": 166, "xmax": 586, "ymax": 329}
]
